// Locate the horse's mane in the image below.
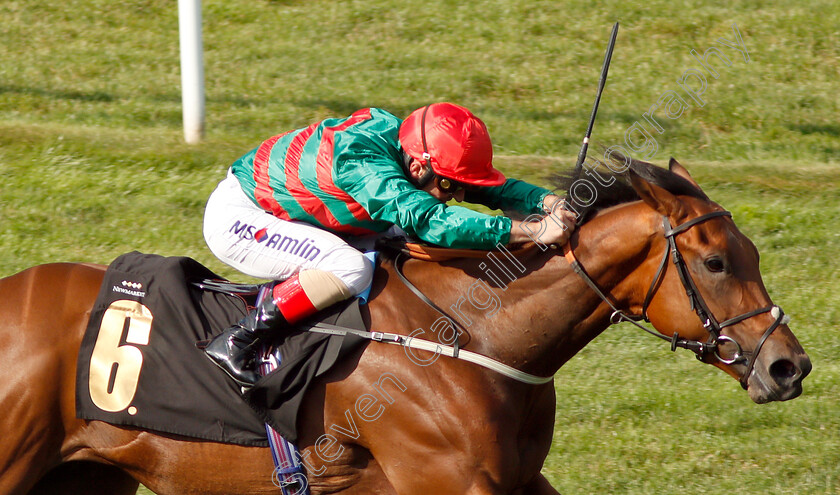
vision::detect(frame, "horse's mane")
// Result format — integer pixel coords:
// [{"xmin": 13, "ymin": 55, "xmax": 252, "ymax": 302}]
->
[{"xmin": 549, "ymin": 154, "xmax": 709, "ymax": 224}]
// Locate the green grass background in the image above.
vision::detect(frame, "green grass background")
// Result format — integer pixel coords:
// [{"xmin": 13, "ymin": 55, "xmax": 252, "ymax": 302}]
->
[{"xmin": 1, "ymin": 0, "xmax": 838, "ymax": 493}]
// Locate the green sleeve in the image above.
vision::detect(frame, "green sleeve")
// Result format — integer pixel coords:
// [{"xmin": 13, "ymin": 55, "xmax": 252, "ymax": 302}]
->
[
  {"xmin": 338, "ymin": 159, "xmax": 513, "ymax": 249},
  {"xmin": 464, "ymin": 178, "xmax": 552, "ymax": 215}
]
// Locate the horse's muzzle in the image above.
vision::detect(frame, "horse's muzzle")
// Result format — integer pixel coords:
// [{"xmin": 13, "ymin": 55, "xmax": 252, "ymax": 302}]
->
[{"xmin": 746, "ymin": 352, "xmax": 812, "ymax": 404}]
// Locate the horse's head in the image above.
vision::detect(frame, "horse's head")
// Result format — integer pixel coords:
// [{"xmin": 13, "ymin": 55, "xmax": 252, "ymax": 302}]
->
[{"xmin": 625, "ymin": 158, "xmax": 811, "ymax": 403}]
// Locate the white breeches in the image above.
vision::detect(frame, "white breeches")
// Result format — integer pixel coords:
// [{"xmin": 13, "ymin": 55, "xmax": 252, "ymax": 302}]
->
[{"xmin": 203, "ymin": 170, "xmax": 374, "ymax": 296}]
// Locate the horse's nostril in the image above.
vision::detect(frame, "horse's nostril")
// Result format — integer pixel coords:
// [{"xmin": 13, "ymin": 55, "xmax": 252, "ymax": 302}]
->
[
  {"xmin": 769, "ymin": 359, "xmax": 799, "ymax": 383},
  {"xmin": 799, "ymin": 356, "xmax": 813, "ymax": 379}
]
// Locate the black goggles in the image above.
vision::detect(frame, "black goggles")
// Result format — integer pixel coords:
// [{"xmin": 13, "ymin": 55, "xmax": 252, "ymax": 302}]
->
[{"xmin": 436, "ymin": 176, "xmax": 470, "ymax": 194}]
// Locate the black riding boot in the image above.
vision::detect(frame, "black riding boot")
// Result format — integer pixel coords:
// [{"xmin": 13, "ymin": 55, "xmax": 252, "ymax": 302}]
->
[{"xmin": 204, "ymin": 283, "xmax": 287, "ymax": 387}]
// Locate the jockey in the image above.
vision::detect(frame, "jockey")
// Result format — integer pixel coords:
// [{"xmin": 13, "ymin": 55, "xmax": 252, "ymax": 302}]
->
[{"xmin": 202, "ymin": 102, "xmax": 576, "ymax": 386}]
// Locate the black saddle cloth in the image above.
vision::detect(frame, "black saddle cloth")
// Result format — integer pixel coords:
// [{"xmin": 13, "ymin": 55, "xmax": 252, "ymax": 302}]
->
[{"xmin": 75, "ymin": 251, "xmax": 367, "ymax": 445}]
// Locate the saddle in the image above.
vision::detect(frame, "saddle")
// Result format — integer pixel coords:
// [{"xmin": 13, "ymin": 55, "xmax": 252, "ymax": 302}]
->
[{"xmin": 75, "ymin": 252, "xmax": 368, "ymax": 446}]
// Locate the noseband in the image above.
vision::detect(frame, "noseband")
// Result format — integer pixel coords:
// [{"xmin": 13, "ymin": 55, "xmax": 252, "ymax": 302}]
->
[{"xmin": 563, "ymin": 210, "xmax": 789, "ymax": 389}]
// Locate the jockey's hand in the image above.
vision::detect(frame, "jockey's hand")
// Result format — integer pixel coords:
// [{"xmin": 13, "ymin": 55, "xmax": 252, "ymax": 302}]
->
[
  {"xmin": 540, "ymin": 194, "xmax": 564, "ymax": 214},
  {"xmin": 509, "ymin": 199, "xmax": 577, "ymax": 247}
]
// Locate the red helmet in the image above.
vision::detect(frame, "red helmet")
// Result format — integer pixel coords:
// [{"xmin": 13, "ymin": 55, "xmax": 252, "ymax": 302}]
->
[{"xmin": 399, "ymin": 103, "xmax": 506, "ymax": 187}]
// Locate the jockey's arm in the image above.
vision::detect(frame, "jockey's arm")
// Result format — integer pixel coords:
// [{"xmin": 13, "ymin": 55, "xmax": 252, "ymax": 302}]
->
[
  {"xmin": 465, "ymin": 180, "xmax": 576, "ymax": 246},
  {"xmin": 463, "ymin": 178, "xmax": 552, "ymax": 216},
  {"xmin": 339, "ymin": 156, "xmax": 576, "ymax": 249}
]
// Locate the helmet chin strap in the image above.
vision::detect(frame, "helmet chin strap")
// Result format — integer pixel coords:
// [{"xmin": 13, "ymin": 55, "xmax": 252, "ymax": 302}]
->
[
  {"xmin": 402, "ymin": 152, "xmax": 436, "ymax": 188},
  {"xmin": 404, "ymin": 104, "xmax": 436, "ymax": 189}
]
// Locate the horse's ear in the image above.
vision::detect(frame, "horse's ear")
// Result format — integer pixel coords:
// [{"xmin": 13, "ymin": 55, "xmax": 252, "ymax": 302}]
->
[
  {"xmin": 629, "ymin": 169, "xmax": 685, "ymax": 218},
  {"xmin": 668, "ymin": 157, "xmax": 701, "ymax": 189}
]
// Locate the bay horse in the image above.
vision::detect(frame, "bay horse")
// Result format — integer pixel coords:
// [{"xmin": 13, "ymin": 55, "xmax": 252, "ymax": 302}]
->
[{"xmin": 0, "ymin": 158, "xmax": 810, "ymax": 494}]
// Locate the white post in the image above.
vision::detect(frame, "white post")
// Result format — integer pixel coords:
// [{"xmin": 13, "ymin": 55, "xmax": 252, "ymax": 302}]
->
[{"xmin": 178, "ymin": 0, "xmax": 205, "ymax": 144}]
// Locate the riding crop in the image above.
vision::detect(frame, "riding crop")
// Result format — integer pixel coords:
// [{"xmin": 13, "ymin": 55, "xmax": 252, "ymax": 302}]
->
[{"xmin": 568, "ymin": 21, "xmax": 619, "ymax": 193}]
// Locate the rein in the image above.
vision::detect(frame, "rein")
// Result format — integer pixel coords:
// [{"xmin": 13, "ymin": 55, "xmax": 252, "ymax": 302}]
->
[
  {"xmin": 563, "ymin": 210, "xmax": 789, "ymax": 389},
  {"xmin": 385, "ymin": 250, "xmax": 554, "ymax": 385},
  {"xmin": 304, "ymin": 321, "xmax": 553, "ymax": 385}
]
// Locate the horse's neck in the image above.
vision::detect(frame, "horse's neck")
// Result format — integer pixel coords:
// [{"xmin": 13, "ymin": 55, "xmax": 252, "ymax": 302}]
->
[
  {"xmin": 516, "ymin": 204, "xmax": 657, "ymax": 376},
  {"xmin": 569, "ymin": 201, "xmax": 661, "ymax": 309},
  {"xmin": 378, "ymin": 203, "xmax": 658, "ymax": 379}
]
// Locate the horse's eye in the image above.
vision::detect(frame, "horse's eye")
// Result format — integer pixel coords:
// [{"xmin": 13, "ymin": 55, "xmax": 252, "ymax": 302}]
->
[{"xmin": 704, "ymin": 257, "xmax": 725, "ymax": 273}]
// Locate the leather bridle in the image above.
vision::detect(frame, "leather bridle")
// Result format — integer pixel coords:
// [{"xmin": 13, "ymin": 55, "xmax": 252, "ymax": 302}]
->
[{"xmin": 563, "ymin": 210, "xmax": 789, "ymax": 389}]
